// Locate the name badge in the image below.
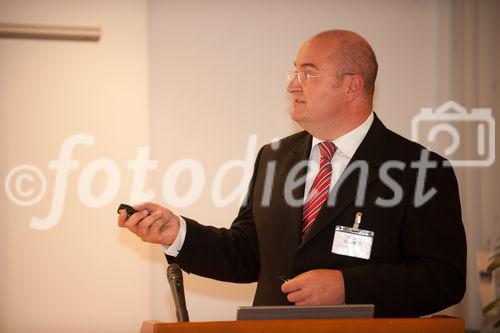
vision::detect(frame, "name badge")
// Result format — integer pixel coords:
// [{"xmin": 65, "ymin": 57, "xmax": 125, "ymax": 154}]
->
[{"xmin": 331, "ymin": 225, "xmax": 374, "ymax": 260}]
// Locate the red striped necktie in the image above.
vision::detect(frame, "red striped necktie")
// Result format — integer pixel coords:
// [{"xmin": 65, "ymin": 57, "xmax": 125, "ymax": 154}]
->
[{"xmin": 302, "ymin": 141, "xmax": 336, "ymax": 236}]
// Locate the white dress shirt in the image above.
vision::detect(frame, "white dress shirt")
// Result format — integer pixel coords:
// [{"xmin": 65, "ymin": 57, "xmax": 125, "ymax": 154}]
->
[
  {"xmin": 163, "ymin": 112, "xmax": 374, "ymax": 257},
  {"xmin": 304, "ymin": 112, "xmax": 374, "ymax": 197}
]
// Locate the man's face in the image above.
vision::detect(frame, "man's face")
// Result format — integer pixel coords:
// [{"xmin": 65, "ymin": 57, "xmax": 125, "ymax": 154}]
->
[{"xmin": 287, "ymin": 39, "xmax": 347, "ymax": 136}]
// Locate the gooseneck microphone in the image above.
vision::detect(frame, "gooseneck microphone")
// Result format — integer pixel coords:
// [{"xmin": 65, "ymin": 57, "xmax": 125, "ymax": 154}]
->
[{"xmin": 167, "ymin": 264, "xmax": 189, "ymax": 322}]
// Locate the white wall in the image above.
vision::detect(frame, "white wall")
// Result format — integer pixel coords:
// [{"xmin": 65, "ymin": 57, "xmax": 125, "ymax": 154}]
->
[
  {"xmin": 1, "ymin": 0, "xmax": 498, "ymax": 332},
  {"xmin": 0, "ymin": 1, "xmax": 151, "ymax": 332}
]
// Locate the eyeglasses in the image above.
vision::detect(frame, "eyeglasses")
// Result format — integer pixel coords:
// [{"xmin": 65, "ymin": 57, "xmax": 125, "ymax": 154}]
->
[{"xmin": 287, "ymin": 70, "xmax": 354, "ymax": 84}]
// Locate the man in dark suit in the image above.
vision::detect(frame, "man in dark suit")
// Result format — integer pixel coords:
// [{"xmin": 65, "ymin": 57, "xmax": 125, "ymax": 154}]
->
[{"xmin": 118, "ymin": 30, "xmax": 466, "ymax": 317}]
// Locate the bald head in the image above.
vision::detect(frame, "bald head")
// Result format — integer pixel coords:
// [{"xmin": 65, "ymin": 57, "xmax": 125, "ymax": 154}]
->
[{"xmin": 308, "ymin": 30, "xmax": 378, "ymax": 96}]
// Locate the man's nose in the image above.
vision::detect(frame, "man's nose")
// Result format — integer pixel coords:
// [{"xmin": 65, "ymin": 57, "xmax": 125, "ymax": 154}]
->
[{"xmin": 287, "ymin": 76, "xmax": 301, "ymax": 93}]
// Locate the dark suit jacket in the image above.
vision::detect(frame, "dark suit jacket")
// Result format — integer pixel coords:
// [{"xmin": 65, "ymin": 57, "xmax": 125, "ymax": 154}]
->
[{"xmin": 168, "ymin": 114, "xmax": 466, "ymax": 317}]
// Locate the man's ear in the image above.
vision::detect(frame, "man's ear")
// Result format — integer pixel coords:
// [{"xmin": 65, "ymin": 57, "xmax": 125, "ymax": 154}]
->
[{"xmin": 345, "ymin": 75, "xmax": 364, "ymax": 102}]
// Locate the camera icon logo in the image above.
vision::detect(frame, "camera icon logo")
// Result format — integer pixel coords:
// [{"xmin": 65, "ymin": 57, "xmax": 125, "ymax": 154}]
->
[{"xmin": 411, "ymin": 100, "xmax": 495, "ymax": 167}]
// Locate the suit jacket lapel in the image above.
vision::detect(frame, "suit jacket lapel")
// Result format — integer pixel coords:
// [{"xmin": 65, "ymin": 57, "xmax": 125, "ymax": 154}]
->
[
  {"xmin": 287, "ymin": 135, "xmax": 312, "ymax": 245},
  {"xmin": 298, "ymin": 114, "xmax": 389, "ymax": 249}
]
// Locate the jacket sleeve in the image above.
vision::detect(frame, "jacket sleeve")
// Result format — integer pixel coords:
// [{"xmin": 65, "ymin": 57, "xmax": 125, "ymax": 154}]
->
[{"xmin": 165, "ymin": 147, "xmax": 264, "ymax": 283}]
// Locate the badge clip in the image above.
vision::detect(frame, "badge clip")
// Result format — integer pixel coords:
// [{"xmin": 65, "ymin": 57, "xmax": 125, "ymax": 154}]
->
[{"xmin": 352, "ymin": 212, "xmax": 362, "ymax": 230}]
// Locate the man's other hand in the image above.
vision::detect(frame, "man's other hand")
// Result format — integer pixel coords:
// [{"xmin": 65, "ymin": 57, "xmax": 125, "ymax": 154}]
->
[{"xmin": 281, "ymin": 269, "xmax": 345, "ymax": 305}]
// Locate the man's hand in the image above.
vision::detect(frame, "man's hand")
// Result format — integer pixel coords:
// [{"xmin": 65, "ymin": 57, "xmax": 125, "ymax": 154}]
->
[
  {"xmin": 117, "ymin": 202, "xmax": 180, "ymax": 245},
  {"xmin": 281, "ymin": 269, "xmax": 345, "ymax": 305}
]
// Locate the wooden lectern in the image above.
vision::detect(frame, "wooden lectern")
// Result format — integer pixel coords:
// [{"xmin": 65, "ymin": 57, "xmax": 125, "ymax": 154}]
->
[{"xmin": 140, "ymin": 316, "xmax": 464, "ymax": 333}]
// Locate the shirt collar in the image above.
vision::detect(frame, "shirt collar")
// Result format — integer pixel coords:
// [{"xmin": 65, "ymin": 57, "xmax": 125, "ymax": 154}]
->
[{"xmin": 311, "ymin": 112, "xmax": 374, "ymax": 159}]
